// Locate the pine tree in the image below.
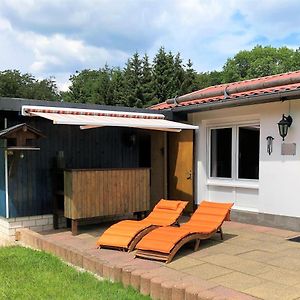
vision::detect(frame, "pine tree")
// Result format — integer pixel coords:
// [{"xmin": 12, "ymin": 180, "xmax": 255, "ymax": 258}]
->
[
  {"xmin": 180, "ymin": 59, "xmax": 198, "ymax": 95},
  {"xmin": 96, "ymin": 64, "xmax": 112, "ymax": 105},
  {"xmin": 110, "ymin": 67, "xmax": 127, "ymax": 106},
  {"xmin": 152, "ymin": 47, "xmax": 171, "ymax": 102},
  {"xmin": 123, "ymin": 52, "xmax": 143, "ymax": 107},
  {"xmin": 172, "ymin": 53, "xmax": 185, "ymax": 96},
  {"xmin": 141, "ymin": 54, "xmax": 154, "ymax": 106}
]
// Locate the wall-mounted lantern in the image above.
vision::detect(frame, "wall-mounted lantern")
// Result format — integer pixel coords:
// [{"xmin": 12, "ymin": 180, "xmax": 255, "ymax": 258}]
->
[
  {"xmin": 266, "ymin": 136, "xmax": 274, "ymax": 155},
  {"xmin": 278, "ymin": 114, "xmax": 293, "ymax": 141}
]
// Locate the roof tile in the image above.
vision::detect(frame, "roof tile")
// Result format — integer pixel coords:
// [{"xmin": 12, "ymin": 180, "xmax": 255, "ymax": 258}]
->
[{"xmin": 150, "ymin": 70, "xmax": 300, "ymax": 110}]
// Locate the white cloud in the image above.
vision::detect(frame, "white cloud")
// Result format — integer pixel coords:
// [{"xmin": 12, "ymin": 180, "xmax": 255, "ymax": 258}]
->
[{"xmin": 1, "ymin": 0, "xmax": 300, "ymax": 89}]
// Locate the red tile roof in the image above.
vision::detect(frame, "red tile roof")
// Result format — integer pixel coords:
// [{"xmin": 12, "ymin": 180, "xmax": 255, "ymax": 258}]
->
[{"xmin": 150, "ymin": 70, "xmax": 300, "ymax": 110}]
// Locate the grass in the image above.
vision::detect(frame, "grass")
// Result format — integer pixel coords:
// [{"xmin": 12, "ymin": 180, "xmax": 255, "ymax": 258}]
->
[{"xmin": 0, "ymin": 246, "xmax": 150, "ymax": 300}]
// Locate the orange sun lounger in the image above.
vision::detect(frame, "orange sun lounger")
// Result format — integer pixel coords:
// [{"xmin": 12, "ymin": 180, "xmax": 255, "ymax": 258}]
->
[
  {"xmin": 135, "ymin": 201, "xmax": 233, "ymax": 263},
  {"xmin": 96, "ymin": 199, "xmax": 188, "ymax": 251}
]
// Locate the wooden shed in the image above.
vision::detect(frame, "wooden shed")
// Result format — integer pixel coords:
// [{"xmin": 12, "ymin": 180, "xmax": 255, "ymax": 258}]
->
[{"xmin": 0, "ymin": 98, "xmax": 197, "ymax": 237}]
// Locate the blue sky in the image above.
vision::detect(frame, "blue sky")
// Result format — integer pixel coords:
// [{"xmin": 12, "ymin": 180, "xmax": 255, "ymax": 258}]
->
[{"xmin": 1, "ymin": 0, "xmax": 300, "ymax": 90}]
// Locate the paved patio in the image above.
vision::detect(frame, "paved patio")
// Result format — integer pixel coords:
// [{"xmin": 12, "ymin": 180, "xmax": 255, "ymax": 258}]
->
[{"xmin": 16, "ymin": 220, "xmax": 300, "ymax": 300}]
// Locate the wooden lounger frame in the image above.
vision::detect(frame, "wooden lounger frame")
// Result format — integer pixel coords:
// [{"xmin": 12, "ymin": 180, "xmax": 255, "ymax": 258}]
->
[
  {"xmin": 135, "ymin": 226, "xmax": 224, "ymax": 263},
  {"xmin": 98, "ymin": 220, "xmax": 181, "ymax": 252}
]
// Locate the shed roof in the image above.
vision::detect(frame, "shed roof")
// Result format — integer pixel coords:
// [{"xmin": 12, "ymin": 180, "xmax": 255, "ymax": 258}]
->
[
  {"xmin": 0, "ymin": 123, "xmax": 44, "ymax": 139},
  {"xmin": 150, "ymin": 70, "xmax": 300, "ymax": 111}
]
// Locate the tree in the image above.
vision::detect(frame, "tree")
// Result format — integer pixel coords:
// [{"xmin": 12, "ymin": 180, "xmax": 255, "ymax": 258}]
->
[
  {"xmin": 195, "ymin": 71, "xmax": 223, "ymax": 89},
  {"xmin": 109, "ymin": 67, "xmax": 127, "ymax": 106},
  {"xmin": 141, "ymin": 54, "xmax": 154, "ymax": 106},
  {"xmin": 152, "ymin": 47, "xmax": 176, "ymax": 102},
  {"xmin": 172, "ymin": 53, "xmax": 185, "ymax": 96},
  {"xmin": 64, "ymin": 69, "xmax": 100, "ymax": 103},
  {"xmin": 0, "ymin": 70, "xmax": 60, "ymax": 101},
  {"xmin": 180, "ymin": 59, "xmax": 198, "ymax": 95},
  {"xmin": 222, "ymin": 45, "xmax": 300, "ymax": 83},
  {"xmin": 123, "ymin": 52, "xmax": 143, "ymax": 107}
]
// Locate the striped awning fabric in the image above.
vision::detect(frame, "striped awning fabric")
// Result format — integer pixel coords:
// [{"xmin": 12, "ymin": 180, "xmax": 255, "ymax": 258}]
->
[{"xmin": 22, "ymin": 106, "xmax": 198, "ymax": 132}]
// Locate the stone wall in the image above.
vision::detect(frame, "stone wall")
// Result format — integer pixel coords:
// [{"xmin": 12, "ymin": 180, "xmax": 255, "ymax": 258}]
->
[{"xmin": 0, "ymin": 214, "xmax": 53, "ymax": 240}]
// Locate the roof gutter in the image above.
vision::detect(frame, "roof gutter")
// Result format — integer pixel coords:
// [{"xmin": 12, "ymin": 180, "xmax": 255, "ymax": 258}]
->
[
  {"xmin": 165, "ymin": 73, "xmax": 300, "ymax": 105},
  {"xmin": 171, "ymin": 88, "xmax": 300, "ymax": 114}
]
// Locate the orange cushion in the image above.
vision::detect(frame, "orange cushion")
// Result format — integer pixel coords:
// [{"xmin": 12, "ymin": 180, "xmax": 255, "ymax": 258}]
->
[
  {"xmin": 136, "ymin": 200, "xmax": 234, "ymax": 254},
  {"xmin": 155, "ymin": 199, "xmax": 180, "ymax": 211},
  {"xmin": 96, "ymin": 199, "xmax": 188, "ymax": 249}
]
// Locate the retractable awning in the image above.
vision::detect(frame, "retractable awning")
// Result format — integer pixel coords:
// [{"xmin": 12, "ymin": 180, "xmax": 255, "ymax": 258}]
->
[{"xmin": 22, "ymin": 106, "xmax": 198, "ymax": 132}]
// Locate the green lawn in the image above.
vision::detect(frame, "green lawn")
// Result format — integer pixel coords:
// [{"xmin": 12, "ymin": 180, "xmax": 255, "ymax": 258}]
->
[{"xmin": 0, "ymin": 246, "xmax": 150, "ymax": 300}]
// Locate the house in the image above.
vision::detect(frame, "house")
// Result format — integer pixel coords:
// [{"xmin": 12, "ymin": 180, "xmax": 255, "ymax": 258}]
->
[
  {"xmin": 1, "ymin": 70, "xmax": 300, "ymax": 240},
  {"xmin": 152, "ymin": 70, "xmax": 300, "ymax": 231},
  {"xmin": 0, "ymin": 97, "xmax": 196, "ymax": 238}
]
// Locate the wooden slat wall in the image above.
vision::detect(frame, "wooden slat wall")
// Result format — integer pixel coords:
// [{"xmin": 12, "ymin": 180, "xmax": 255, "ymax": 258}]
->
[
  {"xmin": 5, "ymin": 113, "xmax": 150, "ymax": 218},
  {"xmin": 64, "ymin": 168, "xmax": 150, "ymax": 219}
]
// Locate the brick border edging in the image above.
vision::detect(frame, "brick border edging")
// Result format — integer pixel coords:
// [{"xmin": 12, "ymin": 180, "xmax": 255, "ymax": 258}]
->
[{"xmin": 15, "ymin": 229, "xmax": 258, "ymax": 300}]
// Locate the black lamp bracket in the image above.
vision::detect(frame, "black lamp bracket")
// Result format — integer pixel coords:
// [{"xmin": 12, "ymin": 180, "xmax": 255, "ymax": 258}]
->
[{"xmin": 283, "ymin": 114, "xmax": 293, "ymax": 127}]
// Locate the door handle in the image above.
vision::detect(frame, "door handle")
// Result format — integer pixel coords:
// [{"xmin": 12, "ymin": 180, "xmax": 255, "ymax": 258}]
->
[{"xmin": 186, "ymin": 170, "xmax": 192, "ymax": 180}]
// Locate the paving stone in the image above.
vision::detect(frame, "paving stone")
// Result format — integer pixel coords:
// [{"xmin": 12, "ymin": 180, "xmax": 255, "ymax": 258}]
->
[
  {"xmin": 102, "ymin": 262, "xmax": 114, "ymax": 280},
  {"xmin": 130, "ymin": 269, "xmax": 148, "ymax": 290},
  {"xmin": 150, "ymin": 276, "xmax": 165, "ymax": 299},
  {"xmin": 209, "ymin": 271, "xmax": 266, "ymax": 292},
  {"xmin": 172, "ymin": 282, "xmax": 190, "ymax": 300},
  {"xmin": 266, "ymin": 228, "xmax": 299, "ymax": 238},
  {"xmin": 210, "ymin": 286, "xmax": 259, "ymax": 300},
  {"xmin": 279, "ymin": 247, "xmax": 300, "ymax": 259},
  {"xmin": 183, "ymin": 263, "xmax": 233, "ymax": 280},
  {"xmin": 200, "ymin": 253, "xmax": 273, "ymax": 276},
  {"xmin": 244, "ymin": 281, "xmax": 300, "ymax": 300},
  {"xmin": 267, "ymin": 256, "xmax": 300, "ymax": 271},
  {"xmin": 188, "ymin": 243, "xmax": 249, "ymax": 259},
  {"xmin": 121, "ymin": 265, "xmax": 136, "ymax": 287},
  {"xmin": 16, "ymin": 222, "xmax": 300, "ymax": 300},
  {"xmin": 160, "ymin": 280, "xmax": 176, "ymax": 300},
  {"xmin": 140, "ymin": 272, "xmax": 157, "ymax": 296},
  {"xmin": 258, "ymin": 267, "xmax": 300, "ymax": 286},
  {"xmin": 167, "ymin": 256, "xmax": 205, "ymax": 270},
  {"xmin": 237, "ymin": 250, "xmax": 281, "ymax": 263},
  {"xmin": 180, "ymin": 274, "xmax": 218, "ymax": 290},
  {"xmin": 197, "ymin": 289, "xmax": 218, "ymax": 300},
  {"xmin": 185, "ymin": 286, "xmax": 203, "ymax": 300}
]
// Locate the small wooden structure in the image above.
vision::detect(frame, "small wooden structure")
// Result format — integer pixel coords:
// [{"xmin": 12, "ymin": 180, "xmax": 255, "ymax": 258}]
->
[
  {"xmin": 64, "ymin": 168, "xmax": 150, "ymax": 234},
  {"xmin": 0, "ymin": 123, "xmax": 44, "ymax": 150}
]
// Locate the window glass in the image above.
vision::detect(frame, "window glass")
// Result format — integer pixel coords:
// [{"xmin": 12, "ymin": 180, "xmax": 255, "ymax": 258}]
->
[
  {"xmin": 238, "ymin": 126, "xmax": 260, "ymax": 179},
  {"xmin": 210, "ymin": 128, "xmax": 232, "ymax": 178}
]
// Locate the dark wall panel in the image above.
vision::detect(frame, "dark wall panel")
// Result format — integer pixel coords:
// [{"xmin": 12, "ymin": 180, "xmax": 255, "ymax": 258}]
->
[
  {"xmin": 0, "ymin": 141, "xmax": 6, "ymax": 217},
  {"xmin": 7, "ymin": 114, "xmax": 149, "ymax": 217}
]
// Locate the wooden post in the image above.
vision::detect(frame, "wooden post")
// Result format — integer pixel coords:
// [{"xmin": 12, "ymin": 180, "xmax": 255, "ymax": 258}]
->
[{"xmin": 72, "ymin": 219, "xmax": 78, "ymax": 236}]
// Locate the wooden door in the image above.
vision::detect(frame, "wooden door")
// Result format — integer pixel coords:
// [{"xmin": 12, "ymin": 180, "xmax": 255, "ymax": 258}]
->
[{"xmin": 168, "ymin": 130, "xmax": 194, "ymax": 212}]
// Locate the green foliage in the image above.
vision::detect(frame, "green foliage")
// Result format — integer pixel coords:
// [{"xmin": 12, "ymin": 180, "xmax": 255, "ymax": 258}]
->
[
  {"xmin": 222, "ymin": 45, "xmax": 300, "ymax": 82},
  {"xmin": 0, "ymin": 70, "xmax": 60, "ymax": 101},
  {"xmin": 0, "ymin": 246, "xmax": 150, "ymax": 300},
  {"xmin": 62, "ymin": 47, "xmax": 200, "ymax": 107},
  {"xmin": 2, "ymin": 45, "xmax": 300, "ymax": 107}
]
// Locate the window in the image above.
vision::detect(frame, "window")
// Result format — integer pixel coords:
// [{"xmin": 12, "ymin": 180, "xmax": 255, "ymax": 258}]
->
[
  {"xmin": 209, "ymin": 124, "xmax": 260, "ymax": 180},
  {"xmin": 238, "ymin": 126, "xmax": 259, "ymax": 180},
  {"xmin": 210, "ymin": 128, "xmax": 232, "ymax": 178}
]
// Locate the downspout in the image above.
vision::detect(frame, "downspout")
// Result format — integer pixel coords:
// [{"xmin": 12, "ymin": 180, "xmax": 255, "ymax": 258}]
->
[{"xmin": 4, "ymin": 118, "xmax": 9, "ymax": 218}]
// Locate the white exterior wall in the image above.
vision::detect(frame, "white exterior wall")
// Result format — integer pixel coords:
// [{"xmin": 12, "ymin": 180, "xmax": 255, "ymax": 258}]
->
[{"xmin": 190, "ymin": 99, "xmax": 300, "ymax": 218}]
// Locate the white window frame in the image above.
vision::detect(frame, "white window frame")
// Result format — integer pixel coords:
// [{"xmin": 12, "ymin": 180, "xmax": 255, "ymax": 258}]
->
[{"xmin": 207, "ymin": 121, "xmax": 260, "ymax": 188}]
